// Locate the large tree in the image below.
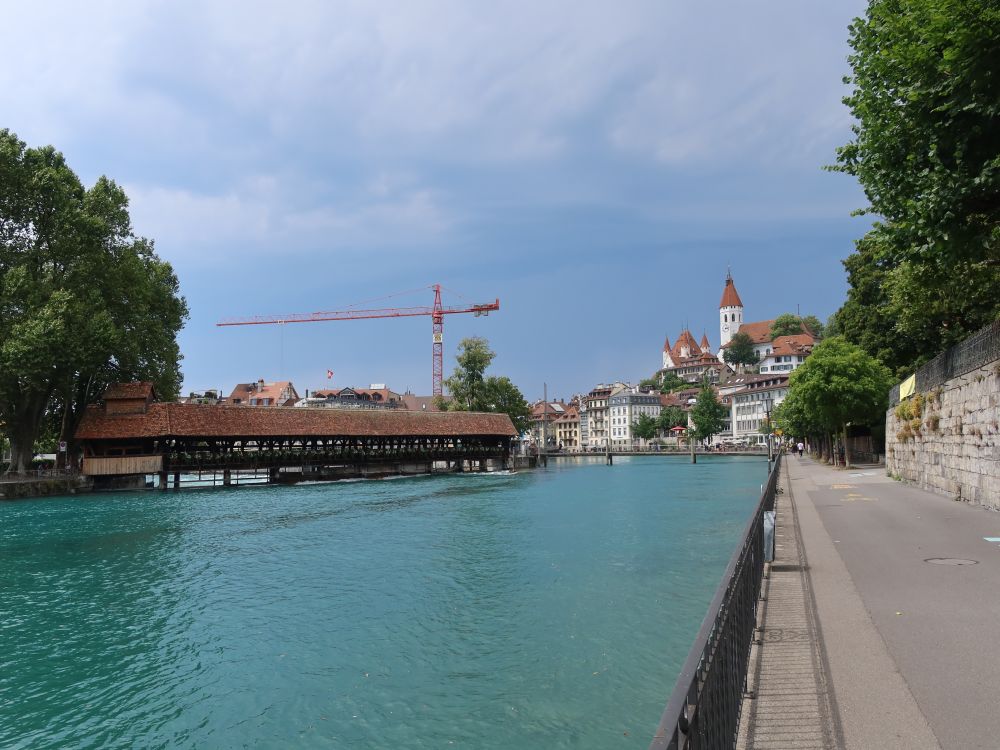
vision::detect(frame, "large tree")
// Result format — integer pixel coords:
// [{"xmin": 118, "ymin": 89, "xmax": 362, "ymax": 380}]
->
[
  {"xmin": 770, "ymin": 313, "xmax": 804, "ymax": 339},
  {"xmin": 833, "ymin": 0, "xmax": 1000, "ymax": 369},
  {"xmin": 631, "ymin": 413, "xmax": 657, "ymax": 443},
  {"xmin": 783, "ymin": 337, "xmax": 894, "ymax": 467},
  {"xmin": 801, "ymin": 315, "xmax": 824, "ymax": 339},
  {"xmin": 689, "ymin": 385, "xmax": 727, "ymax": 444},
  {"xmin": 440, "ymin": 337, "xmax": 531, "ymax": 434},
  {"xmin": 0, "ymin": 130, "xmax": 188, "ymax": 473},
  {"xmin": 722, "ymin": 332, "xmax": 759, "ymax": 372},
  {"xmin": 657, "ymin": 406, "xmax": 687, "ymax": 433}
]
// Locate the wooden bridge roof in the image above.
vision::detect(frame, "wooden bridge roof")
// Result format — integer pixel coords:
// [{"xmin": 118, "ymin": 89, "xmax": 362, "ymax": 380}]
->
[{"xmin": 76, "ymin": 402, "xmax": 517, "ymax": 441}]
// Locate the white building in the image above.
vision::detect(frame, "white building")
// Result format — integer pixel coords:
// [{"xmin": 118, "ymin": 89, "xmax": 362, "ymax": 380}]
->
[
  {"xmin": 609, "ymin": 385, "xmax": 662, "ymax": 449},
  {"xmin": 757, "ymin": 335, "xmax": 815, "ymax": 374},
  {"xmin": 729, "ymin": 374, "xmax": 790, "ymax": 446}
]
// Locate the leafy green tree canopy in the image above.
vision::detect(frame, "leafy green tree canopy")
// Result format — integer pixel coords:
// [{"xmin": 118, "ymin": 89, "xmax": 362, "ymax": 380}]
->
[
  {"xmin": 657, "ymin": 371, "xmax": 688, "ymax": 393},
  {"xmin": 0, "ymin": 129, "xmax": 188, "ymax": 473},
  {"xmin": 785, "ymin": 337, "xmax": 894, "ymax": 465},
  {"xmin": 723, "ymin": 331, "xmax": 759, "ymax": 370},
  {"xmin": 801, "ymin": 315, "xmax": 824, "ymax": 339},
  {"xmin": 441, "ymin": 337, "xmax": 531, "ymax": 434},
  {"xmin": 631, "ymin": 413, "xmax": 658, "ymax": 441},
  {"xmin": 832, "ymin": 0, "xmax": 1000, "ymax": 368},
  {"xmin": 770, "ymin": 313, "xmax": 804, "ymax": 339},
  {"xmin": 441, "ymin": 336, "xmax": 494, "ymax": 410},
  {"xmin": 657, "ymin": 406, "xmax": 687, "ymax": 432},
  {"xmin": 481, "ymin": 376, "xmax": 532, "ymax": 435},
  {"xmin": 689, "ymin": 385, "xmax": 727, "ymax": 443}
]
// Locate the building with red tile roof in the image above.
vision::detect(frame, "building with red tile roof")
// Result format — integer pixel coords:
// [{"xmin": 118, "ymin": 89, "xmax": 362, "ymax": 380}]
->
[
  {"xmin": 227, "ymin": 380, "xmax": 299, "ymax": 407},
  {"xmin": 661, "ymin": 328, "xmax": 728, "ymax": 385},
  {"xmin": 400, "ymin": 393, "xmax": 444, "ymax": 412},
  {"xmin": 758, "ymin": 334, "xmax": 816, "ymax": 374},
  {"xmin": 554, "ymin": 403, "xmax": 580, "ymax": 450}
]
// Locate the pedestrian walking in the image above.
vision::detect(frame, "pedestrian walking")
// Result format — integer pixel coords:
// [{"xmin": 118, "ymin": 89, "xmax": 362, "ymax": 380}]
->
[{"xmin": 797, "ymin": 441, "xmax": 804, "ymax": 458}]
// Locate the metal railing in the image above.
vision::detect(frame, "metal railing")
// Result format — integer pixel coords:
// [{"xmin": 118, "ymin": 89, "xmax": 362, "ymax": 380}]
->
[
  {"xmin": 649, "ymin": 453, "xmax": 781, "ymax": 750},
  {"xmin": 889, "ymin": 319, "xmax": 1000, "ymax": 405}
]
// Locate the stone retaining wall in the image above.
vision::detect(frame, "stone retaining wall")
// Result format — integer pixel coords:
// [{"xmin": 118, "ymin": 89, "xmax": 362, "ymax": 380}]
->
[
  {"xmin": 886, "ymin": 359, "xmax": 1000, "ymax": 510},
  {"xmin": 0, "ymin": 476, "xmax": 92, "ymax": 500}
]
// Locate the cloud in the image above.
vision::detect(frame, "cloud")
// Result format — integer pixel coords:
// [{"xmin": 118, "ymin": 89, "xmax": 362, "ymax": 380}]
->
[
  {"xmin": 124, "ymin": 173, "xmax": 457, "ymax": 264},
  {"xmin": 2, "ymin": 0, "xmax": 868, "ymax": 271}
]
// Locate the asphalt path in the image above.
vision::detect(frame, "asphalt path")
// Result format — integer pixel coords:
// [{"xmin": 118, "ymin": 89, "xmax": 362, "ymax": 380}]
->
[{"xmin": 791, "ymin": 457, "xmax": 1000, "ymax": 749}]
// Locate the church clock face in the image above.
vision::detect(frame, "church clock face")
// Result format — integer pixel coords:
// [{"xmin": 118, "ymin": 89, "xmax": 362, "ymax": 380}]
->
[{"xmin": 722, "ymin": 324, "xmax": 730, "ymax": 333}]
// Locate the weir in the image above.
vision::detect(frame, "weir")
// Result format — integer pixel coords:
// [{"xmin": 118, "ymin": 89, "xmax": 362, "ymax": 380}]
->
[{"xmin": 75, "ymin": 383, "xmax": 517, "ymax": 490}]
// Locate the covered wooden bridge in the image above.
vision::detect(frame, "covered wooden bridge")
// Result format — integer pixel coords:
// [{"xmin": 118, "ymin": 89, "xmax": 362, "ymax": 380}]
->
[{"xmin": 76, "ymin": 383, "xmax": 517, "ymax": 489}]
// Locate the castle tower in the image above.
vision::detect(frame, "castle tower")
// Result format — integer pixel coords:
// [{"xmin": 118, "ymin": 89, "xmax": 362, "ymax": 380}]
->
[
  {"xmin": 662, "ymin": 335, "xmax": 674, "ymax": 369},
  {"xmin": 719, "ymin": 270, "xmax": 744, "ymax": 349}
]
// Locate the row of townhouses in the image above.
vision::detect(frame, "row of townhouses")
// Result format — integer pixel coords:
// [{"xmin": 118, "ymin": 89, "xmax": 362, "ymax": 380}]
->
[{"xmin": 530, "ymin": 272, "xmax": 819, "ymax": 450}]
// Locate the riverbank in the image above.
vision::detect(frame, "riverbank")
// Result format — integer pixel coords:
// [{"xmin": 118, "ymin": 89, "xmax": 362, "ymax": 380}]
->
[{"xmin": 0, "ymin": 475, "xmax": 91, "ymax": 500}]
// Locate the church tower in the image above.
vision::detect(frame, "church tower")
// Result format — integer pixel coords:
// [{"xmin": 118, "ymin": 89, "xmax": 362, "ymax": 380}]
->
[{"xmin": 719, "ymin": 270, "xmax": 744, "ymax": 349}]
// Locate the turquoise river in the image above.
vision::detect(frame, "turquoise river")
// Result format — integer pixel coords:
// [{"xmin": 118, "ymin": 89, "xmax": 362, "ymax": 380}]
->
[{"xmin": 0, "ymin": 456, "xmax": 766, "ymax": 749}]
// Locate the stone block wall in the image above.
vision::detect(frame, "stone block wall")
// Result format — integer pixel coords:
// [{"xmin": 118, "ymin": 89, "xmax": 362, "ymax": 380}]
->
[{"xmin": 886, "ymin": 359, "xmax": 1000, "ymax": 510}]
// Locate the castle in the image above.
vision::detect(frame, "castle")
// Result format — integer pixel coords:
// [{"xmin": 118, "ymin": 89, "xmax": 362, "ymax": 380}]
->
[{"xmin": 660, "ymin": 271, "xmax": 816, "ymax": 383}]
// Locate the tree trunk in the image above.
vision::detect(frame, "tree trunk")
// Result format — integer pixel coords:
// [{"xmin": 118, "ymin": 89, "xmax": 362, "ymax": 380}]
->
[
  {"xmin": 5, "ymin": 390, "xmax": 51, "ymax": 475},
  {"xmin": 842, "ymin": 424, "xmax": 852, "ymax": 469}
]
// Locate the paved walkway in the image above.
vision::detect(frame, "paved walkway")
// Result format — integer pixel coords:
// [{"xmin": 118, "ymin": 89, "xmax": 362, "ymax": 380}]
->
[{"xmin": 740, "ymin": 456, "xmax": 1000, "ymax": 749}]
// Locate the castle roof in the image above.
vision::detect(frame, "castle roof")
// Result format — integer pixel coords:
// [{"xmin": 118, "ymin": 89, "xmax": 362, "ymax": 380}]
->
[
  {"xmin": 674, "ymin": 329, "xmax": 700, "ymax": 356},
  {"xmin": 720, "ymin": 319, "xmax": 776, "ymax": 347},
  {"xmin": 700, "ymin": 332, "xmax": 711, "ymax": 350},
  {"xmin": 719, "ymin": 275, "xmax": 744, "ymax": 308}
]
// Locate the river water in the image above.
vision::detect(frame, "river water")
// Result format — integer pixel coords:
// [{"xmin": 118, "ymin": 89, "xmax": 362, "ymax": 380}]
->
[{"xmin": 0, "ymin": 456, "xmax": 765, "ymax": 749}]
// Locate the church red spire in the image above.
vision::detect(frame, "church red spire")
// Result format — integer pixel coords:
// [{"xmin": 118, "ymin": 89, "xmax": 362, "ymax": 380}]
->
[{"xmin": 719, "ymin": 271, "xmax": 743, "ymax": 308}]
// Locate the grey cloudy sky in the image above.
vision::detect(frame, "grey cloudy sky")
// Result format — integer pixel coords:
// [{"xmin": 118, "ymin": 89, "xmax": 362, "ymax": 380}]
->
[{"xmin": 2, "ymin": 1, "xmax": 870, "ymax": 398}]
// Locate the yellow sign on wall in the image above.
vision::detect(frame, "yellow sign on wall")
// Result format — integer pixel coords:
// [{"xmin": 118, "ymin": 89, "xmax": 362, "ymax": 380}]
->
[{"xmin": 899, "ymin": 374, "xmax": 916, "ymax": 400}]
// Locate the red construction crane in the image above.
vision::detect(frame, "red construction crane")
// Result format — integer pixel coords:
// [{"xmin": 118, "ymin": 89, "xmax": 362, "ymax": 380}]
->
[{"xmin": 216, "ymin": 284, "xmax": 500, "ymax": 397}]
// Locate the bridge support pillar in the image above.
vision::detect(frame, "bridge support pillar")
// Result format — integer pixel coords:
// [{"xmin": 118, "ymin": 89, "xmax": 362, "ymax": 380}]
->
[
  {"xmin": 172, "ymin": 471, "xmax": 180, "ymax": 489},
  {"xmin": 158, "ymin": 472, "xmax": 168, "ymax": 491},
  {"xmin": 223, "ymin": 469, "xmax": 232, "ymax": 487},
  {"xmin": 479, "ymin": 459, "xmax": 486, "ymax": 472}
]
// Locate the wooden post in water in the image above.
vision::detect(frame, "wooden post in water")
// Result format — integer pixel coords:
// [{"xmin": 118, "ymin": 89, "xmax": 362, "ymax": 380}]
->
[{"xmin": 689, "ymin": 427, "xmax": 697, "ymax": 464}]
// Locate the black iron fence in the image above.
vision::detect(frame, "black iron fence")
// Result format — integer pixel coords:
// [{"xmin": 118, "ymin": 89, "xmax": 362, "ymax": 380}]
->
[
  {"xmin": 889, "ymin": 319, "xmax": 1000, "ymax": 405},
  {"xmin": 649, "ymin": 453, "xmax": 781, "ymax": 750}
]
